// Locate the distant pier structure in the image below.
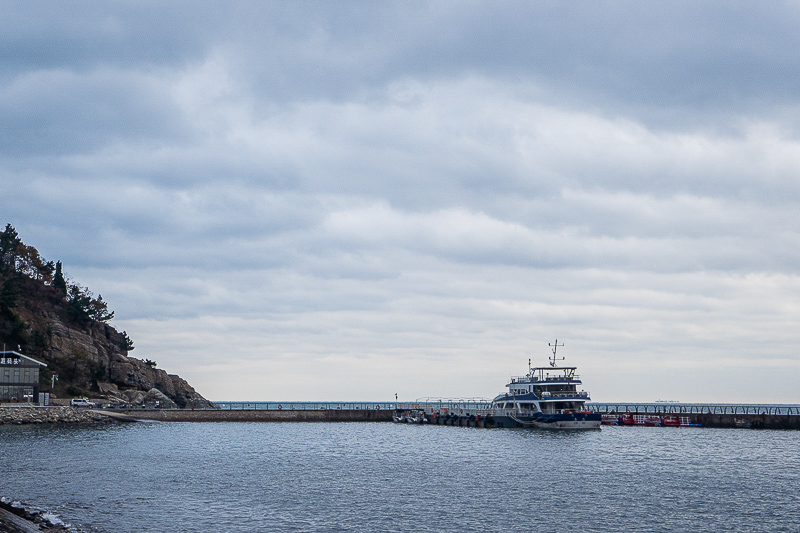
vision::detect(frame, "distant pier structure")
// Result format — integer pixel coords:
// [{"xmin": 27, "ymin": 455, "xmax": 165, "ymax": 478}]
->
[
  {"xmin": 589, "ymin": 402, "xmax": 800, "ymax": 429},
  {"xmin": 589, "ymin": 402, "xmax": 800, "ymax": 416},
  {"xmin": 93, "ymin": 401, "xmax": 800, "ymax": 428},
  {"xmin": 394, "ymin": 401, "xmax": 800, "ymax": 429}
]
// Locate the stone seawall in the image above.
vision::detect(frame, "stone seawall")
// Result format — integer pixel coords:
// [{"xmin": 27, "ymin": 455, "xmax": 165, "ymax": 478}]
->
[
  {"xmin": 102, "ymin": 408, "xmax": 395, "ymax": 422},
  {"xmin": 0, "ymin": 406, "xmax": 110, "ymax": 425}
]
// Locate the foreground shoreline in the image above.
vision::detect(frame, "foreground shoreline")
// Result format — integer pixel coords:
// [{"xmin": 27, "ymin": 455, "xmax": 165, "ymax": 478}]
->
[{"xmin": 0, "ymin": 497, "xmax": 74, "ymax": 533}]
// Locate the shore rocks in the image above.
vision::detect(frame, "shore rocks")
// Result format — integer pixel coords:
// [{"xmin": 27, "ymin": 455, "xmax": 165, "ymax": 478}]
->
[
  {"xmin": 0, "ymin": 496, "xmax": 74, "ymax": 532},
  {"xmin": 0, "ymin": 406, "xmax": 109, "ymax": 425}
]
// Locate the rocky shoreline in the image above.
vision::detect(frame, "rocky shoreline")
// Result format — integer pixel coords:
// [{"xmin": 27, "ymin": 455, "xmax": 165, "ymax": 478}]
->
[
  {"xmin": 0, "ymin": 406, "xmax": 111, "ymax": 426},
  {"xmin": 0, "ymin": 497, "xmax": 82, "ymax": 533}
]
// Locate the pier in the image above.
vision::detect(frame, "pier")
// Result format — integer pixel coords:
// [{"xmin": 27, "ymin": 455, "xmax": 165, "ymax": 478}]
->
[
  {"xmin": 588, "ymin": 402, "xmax": 800, "ymax": 429},
  {"xmin": 74, "ymin": 401, "xmax": 800, "ymax": 428},
  {"xmin": 101, "ymin": 402, "xmax": 394, "ymax": 422},
  {"xmin": 394, "ymin": 401, "xmax": 800, "ymax": 429}
]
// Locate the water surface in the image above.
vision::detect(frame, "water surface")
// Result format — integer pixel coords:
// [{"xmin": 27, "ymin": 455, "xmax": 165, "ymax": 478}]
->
[{"xmin": 1, "ymin": 422, "xmax": 798, "ymax": 532}]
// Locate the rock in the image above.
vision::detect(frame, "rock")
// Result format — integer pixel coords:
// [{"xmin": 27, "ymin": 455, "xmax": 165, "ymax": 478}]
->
[
  {"xmin": 168, "ymin": 375, "xmax": 217, "ymax": 409},
  {"xmin": 144, "ymin": 388, "xmax": 177, "ymax": 409},
  {"xmin": 97, "ymin": 382, "xmax": 119, "ymax": 394},
  {"xmin": 121, "ymin": 390, "xmax": 146, "ymax": 404},
  {"xmin": 0, "ymin": 407, "xmax": 109, "ymax": 425}
]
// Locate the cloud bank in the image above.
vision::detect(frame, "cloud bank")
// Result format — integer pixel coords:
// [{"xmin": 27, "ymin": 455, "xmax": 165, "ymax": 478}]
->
[{"xmin": 2, "ymin": 2, "xmax": 799, "ymax": 402}]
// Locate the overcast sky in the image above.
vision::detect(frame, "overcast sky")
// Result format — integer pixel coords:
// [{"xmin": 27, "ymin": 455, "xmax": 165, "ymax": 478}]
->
[{"xmin": 2, "ymin": 2, "xmax": 800, "ymax": 403}]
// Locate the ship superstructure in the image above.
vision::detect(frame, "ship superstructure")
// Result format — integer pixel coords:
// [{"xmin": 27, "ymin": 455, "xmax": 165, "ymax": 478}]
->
[{"xmin": 488, "ymin": 340, "xmax": 601, "ymax": 428}]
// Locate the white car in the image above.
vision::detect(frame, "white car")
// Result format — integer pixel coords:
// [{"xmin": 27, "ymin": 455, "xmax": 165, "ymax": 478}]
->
[{"xmin": 70, "ymin": 398, "xmax": 95, "ymax": 408}]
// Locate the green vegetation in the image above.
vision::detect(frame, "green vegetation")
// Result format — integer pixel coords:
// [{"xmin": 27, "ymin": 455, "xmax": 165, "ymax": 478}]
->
[
  {"xmin": 53, "ymin": 260, "xmax": 67, "ymax": 295},
  {"xmin": 120, "ymin": 330, "xmax": 135, "ymax": 351}
]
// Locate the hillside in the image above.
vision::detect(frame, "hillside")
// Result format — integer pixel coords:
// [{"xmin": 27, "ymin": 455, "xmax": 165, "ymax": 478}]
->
[{"xmin": 0, "ymin": 224, "xmax": 214, "ymax": 408}]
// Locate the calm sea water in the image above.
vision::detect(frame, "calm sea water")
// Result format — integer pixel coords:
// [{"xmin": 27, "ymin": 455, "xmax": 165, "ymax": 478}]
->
[{"xmin": 1, "ymin": 422, "xmax": 799, "ymax": 532}]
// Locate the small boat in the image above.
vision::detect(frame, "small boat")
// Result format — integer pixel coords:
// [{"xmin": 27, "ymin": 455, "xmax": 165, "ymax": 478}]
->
[
  {"xmin": 392, "ymin": 410, "xmax": 428, "ymax": 424},
  {"xmin": 661, "ymin": 415, "xmax": 681, "ymax": 427},
  {"xmin": 601, "ymin": 414, "xmax": 620, "ymax": 425}
]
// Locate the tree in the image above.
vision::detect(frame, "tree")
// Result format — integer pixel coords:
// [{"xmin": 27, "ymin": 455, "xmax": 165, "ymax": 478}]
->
[
  {"xmin": 0, "ymin": 277, "xmax": 20, "ymax": 309},
  {"xmin": 88, "ymin": 294, "xmax": 114, "ymax": 322},
  {"xmin": 120, "ymin": 330, "xmax": 135, "ymax": 351},
  {"xmin": 53, "ymin": 261, "xmax": 67, "ymax": 295},
  {"xmin": 0, "ymin": 224, "xmax": 21, "ymax": 273},
  {"xmin": 67, "ymin": 284, "xmax": 115, "ymax": 324},
  {"xmin": 16, "ymin": 244, "xmax": 52, "ymax": 281},
  {"xmin": 66, "ymin": 284, "xmax": 93, "ymax": 323}
]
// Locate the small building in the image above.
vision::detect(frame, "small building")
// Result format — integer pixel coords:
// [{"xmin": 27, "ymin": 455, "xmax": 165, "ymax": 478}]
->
[{"xmin": 0, "ymin": 350, "xmax": 47, "ymax": 403}]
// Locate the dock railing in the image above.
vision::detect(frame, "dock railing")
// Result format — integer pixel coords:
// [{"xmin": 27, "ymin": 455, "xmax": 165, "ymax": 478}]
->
[
  {"xmin": 214, "ymin": 401, "xmax": 800, "ymax": 417},
  {"xmin": 587, "ymin": 403, "xmax": 800, "ymax": 416},
  {"xmin": 215, "ymin": 402, "xmax": 392, "ymax": 411}
]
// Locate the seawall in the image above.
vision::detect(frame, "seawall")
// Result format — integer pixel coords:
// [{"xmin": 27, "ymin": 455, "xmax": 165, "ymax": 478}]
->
[
  {"xmin": 5, "ymin": 404, "xmax": 799, "ymax": 428},
  {"xmin": 100, "ymin": 408, "xmax": 394, "ymax": 422},
  {"xmin": 0, "ymin": 406, "xmax": 111, "ymax": 425}
]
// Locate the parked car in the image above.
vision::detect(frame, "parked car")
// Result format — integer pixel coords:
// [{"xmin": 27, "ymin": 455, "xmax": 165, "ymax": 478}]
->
[{"xmin": 70, "ymin": 398, "xmax": 95, "ymax": 408}]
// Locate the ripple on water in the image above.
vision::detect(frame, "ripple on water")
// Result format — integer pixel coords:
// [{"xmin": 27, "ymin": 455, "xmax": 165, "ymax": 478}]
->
[{"xmin": 1, "ymin": 423, "xmax": 799, "ymax": 532}]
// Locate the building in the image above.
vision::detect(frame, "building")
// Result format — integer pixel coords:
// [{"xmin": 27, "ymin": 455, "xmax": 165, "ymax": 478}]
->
[{"xmin": 0, "ymin": 351, "xmax": 47, "ymax": 403}]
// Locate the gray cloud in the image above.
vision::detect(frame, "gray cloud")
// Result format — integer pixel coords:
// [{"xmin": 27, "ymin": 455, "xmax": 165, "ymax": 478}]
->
[{"xmin": 1, "ymin": 3, "xmax": 799, "ymax": 402}]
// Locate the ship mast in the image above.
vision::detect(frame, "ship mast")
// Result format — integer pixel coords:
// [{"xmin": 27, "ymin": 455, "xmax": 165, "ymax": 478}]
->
[{"xmin": 548, "ymin": 339, "xmax": 564, "ymax": 367}]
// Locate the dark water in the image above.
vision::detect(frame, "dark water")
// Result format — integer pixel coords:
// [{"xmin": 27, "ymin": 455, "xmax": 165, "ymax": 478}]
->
[{"xmin": 1, "ymin": 422, "xmax": 799, "ymax": 532}]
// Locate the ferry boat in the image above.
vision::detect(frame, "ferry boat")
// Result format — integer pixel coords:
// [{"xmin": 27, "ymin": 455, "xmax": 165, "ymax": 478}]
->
[{"xmin": 488, "ymin": 341, "xmax": 601, "ymax": 429}]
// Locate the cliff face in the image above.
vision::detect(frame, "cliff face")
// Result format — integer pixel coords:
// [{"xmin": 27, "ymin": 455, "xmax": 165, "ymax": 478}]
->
[{"xmin": 6, "ymin": 272, "xmax": 214, "ymax": 409}]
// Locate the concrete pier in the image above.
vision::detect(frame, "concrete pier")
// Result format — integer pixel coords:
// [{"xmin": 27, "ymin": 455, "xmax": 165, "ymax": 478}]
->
[
  {"xmin": 394, "ymin": 409, "xmax": 800, "ymax": 429},
  {"xmin": 88, "ymin": 401, "xmax": 800, "ymax": 429},
  {"xmin": 98, "ymin": 408, "xmax": 394, "ymax": 423},
  {"xmin": 397, "ymin": 401, "xmax": 800, "ymax": 429},
  {"xmin": 589, "ymin": 402, "xmax": 800, "ymax": 429}
]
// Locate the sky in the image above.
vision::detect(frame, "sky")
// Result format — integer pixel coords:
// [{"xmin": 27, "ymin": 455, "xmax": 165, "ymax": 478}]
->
[{"xmin": 2, "ymin": 2, "xmax": 800, "ymax": 403}]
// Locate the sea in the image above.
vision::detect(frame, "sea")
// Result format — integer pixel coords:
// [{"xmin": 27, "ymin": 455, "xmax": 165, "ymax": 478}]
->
[{"xmin": 1, "ymin": 421, "xmax": 799, "ymax": 532}]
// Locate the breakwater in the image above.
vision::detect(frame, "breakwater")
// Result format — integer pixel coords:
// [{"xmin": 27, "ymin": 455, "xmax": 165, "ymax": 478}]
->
[
  {"xmin": 0, "ymin": 405, "xmax": 110, "ymax": 425},
  {"xmin": 5, "ymin": 402, "xmax": 799, "ymax": 428},
  {"xmin": 126, "ymin": 401, "xmax": 800, "ymax": 428},
  {"xmin": 102, "ymin": 407, "xmax": 394, "ymax": 422}
]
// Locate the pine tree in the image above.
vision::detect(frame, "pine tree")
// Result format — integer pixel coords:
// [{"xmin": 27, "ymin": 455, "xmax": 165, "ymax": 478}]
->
[
  {"xmin": 0, "ymin": 223, "xmax": 21, "ymax": 273},
  {"xmin": 53, "ymin": 261, "xmax": 67, "ymax": 295},
  {"xmin": 120, "ymin": 330, "xmax": 135, "ymax": 351}
]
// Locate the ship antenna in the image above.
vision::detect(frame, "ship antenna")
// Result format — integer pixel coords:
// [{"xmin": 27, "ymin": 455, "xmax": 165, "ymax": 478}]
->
[{"xmin": 548, "ymin": 339, "xmax": 564, "ymax": 367}]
